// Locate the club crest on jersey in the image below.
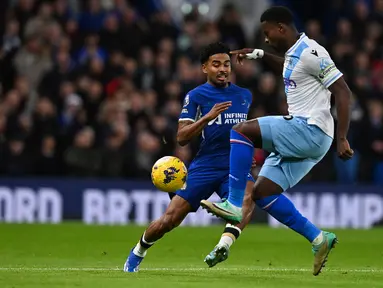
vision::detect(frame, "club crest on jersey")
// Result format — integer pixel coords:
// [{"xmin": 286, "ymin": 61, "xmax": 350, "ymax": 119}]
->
[
  {"xmin": 288, "ymin": 58, "xmax": 294, "ymax": 67},
  {"xmin": 286, "ymin": 57, "xmax": 299, "ymax": 70}
]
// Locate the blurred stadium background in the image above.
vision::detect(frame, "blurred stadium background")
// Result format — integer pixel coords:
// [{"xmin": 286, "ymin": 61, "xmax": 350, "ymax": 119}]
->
[
  {"xmin": 1, "ymin": 1, "xmax": 383, "ymax": 287},
  {"xmin": 0, "ymin": 0, "xmax": 382, "ymax": 227}
]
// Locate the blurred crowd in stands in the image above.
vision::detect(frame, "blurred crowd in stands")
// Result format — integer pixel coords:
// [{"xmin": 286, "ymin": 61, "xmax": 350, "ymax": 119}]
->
[{"xmin": 0, "ymin": 0, "xmax": 382, "ymax": 184}]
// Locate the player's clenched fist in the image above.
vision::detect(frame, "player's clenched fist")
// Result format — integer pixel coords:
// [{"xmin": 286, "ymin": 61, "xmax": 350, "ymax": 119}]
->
[
  {"xmin": 206, "ymin": 101, "xmax": 232, "ymax": 121},
  {"xmin": 337, "ymin": 138, "xmax": 354, "ymax": 160},
  {"xmin": 230, "ymin": 48, "xmax": 264, "ymax": 65}
]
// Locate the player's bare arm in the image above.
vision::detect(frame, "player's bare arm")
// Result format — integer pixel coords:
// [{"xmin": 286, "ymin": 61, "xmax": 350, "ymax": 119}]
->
[
  {"xmin": 177, "ymin": 101, "xmax": 232, "ymax": 146},
  {"xmin": 328, "ymin": 76, "xmax": 354, "ymax": 160},
  {"xmin": 230, "ymin": 48, "xmax": 284, "ymax": 74}
]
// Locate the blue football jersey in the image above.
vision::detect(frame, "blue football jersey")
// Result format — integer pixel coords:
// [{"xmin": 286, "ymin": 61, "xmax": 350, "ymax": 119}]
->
[{"xmin": 179, "ymin": 82, "xmax": 252, "ymax": 169}]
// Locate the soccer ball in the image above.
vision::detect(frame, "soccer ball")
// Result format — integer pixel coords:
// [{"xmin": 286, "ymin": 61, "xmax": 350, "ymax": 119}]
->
[{"xmin": 151, "ymin": 156, "xmax": 188, "ymax": 193}]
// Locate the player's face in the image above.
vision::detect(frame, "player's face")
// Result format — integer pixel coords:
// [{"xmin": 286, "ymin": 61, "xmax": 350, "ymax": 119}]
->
[
  {"xmin": 261, "ymin": 21, "xmax": 287, "ymax": 52},
  {"xmin": 203, "ymin": 53, "xmax": 231, "ymax": 87}
]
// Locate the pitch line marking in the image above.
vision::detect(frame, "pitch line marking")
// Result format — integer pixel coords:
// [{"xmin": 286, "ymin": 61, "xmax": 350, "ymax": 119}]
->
[{"xmin": 0, "ymin": 267, "xmax": 382, "ymax": 273}]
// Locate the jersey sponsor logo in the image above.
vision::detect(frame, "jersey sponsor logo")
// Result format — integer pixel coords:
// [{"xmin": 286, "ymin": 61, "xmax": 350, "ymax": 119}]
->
[
  {"xmin": 208, "ymin": 115, "xmax": 222, "ymax": 125},
  {"xmin": 181, "ymin": 108, "xmax": 188, "ymax": 114},
  {"xmin": 283, "ymin": 78, "xmax": 297, "ymax": 89},
  {"xmin": 183, "ymin": 94, "xmax": 190, "ymax": 107},
  {"xmin": 208, "ymin": 113, "xmax": 247, "ymax": 125}
]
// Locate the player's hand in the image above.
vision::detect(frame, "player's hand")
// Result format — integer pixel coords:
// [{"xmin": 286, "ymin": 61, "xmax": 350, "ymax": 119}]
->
[
  {"xmin": 230, "ymin": 48, "xmax": 264, "ymax": 65},
  {"xmin": 337, "ymin": 138, "xmax": 354, "ymax": 160},
  {"xmin": 206, "ymin": 101, "xmax": 232, "ymax": 121},
  {"xmin": 251, "ymin": 158, "xmax": 257, "ymax": 168}
]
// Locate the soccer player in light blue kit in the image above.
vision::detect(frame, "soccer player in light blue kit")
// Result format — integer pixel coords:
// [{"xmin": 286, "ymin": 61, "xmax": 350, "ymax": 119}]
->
[
  {"xmin": 124, "ymin": 42, "xmax": 257, "ymax": 272},
  {"xmin": 201, "ymin": 7, "xmax": 354, "ymax": 275}
]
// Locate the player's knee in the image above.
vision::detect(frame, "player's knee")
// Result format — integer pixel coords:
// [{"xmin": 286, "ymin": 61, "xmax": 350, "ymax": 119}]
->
[
  {"xmin": 251, "ymin": 182, "xmax": 263, "ymax": 201},
  {"xmin": 252, "ymin": 177, "xmax": 284, "ymax": 205},
  {"xmin": 233, "ymin": 120, "xmax": 262, "ymax": 146},
  {"xmin": 233, "ymin": 121, "xmax": 247, "ymax": 135},
  {"xmin": 251, "ymin": 179, "xmax": 272, "ymax": 201}
]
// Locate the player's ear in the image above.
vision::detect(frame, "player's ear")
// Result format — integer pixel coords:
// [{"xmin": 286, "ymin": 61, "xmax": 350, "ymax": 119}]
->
[
  {"xmin": 202, "ymin": 63, "xmax": 208, "ymax": 74},
  {"xmin": 278, "ymin": 23, "xmax": 286, "ymax": 33}
]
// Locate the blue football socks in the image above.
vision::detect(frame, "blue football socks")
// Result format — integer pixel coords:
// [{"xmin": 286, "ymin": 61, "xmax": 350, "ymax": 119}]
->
[
  {"xmin": 227, "ymin": 130, "xmax": 254, "ymax": 208},
  {"xmin": 256, "ymin": 194, "xmax": 321, "ymax": 242}
]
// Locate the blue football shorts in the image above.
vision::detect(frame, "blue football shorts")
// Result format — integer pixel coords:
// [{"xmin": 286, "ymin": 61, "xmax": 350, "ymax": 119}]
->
[
  {"xmin": 176, "ymin": 165, "xmax": 255, "ymax": 212},
  {"xmin": 257, "ymin": 115, "xmax": 333, "ymax": 191}
]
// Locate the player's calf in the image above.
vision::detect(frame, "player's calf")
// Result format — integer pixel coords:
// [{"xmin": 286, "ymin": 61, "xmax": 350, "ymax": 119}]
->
[
  {"xmin": 252, "ymin": 177, "xmax": 322, "ymax": 243},
  {"xmin": 205, "ymin": 183, "xmax": 255, "ymax": 267},
  {"xmin": 124, "ymin": 196, "xmax": 191, "ymax": 272},
  {"xmin": 232, "ymin": 119, "xmax": 263, "ymax": 148},
  {"xmin": 253, "ymin": 177, "xmax": 337, "ymax": 275}
]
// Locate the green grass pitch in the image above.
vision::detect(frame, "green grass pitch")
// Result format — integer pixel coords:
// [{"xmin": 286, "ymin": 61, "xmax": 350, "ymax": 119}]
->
[{"xmin": 0, "ymin": 223, "xmax": 383, "ymax": 287}]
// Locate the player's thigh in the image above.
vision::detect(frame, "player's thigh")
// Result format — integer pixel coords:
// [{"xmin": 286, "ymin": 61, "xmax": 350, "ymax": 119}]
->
[
  {"xmin": 258, "ymin": 116, "xmax": 331, "ymax": 158},
  {"xmin": 233, "ymin": 119, "xmax": 262, "ymax": 148},
  {"xmin": 175, "ymin": 168, "xmax": 221, "ymax": 212},
  {"xmin": 279, "ymin": 158, "xmax": 318, "ymax": 188},
  {"xmin": 257, "ymin": 153, "xmax": 290, "ymax": 194},
  {"xmin": 258, "ymin": 153, "xmax": 318, "ymax": 193},
  {"xmin": 162, "ymin": 195, "xmax": 193, "ymax": 227}
]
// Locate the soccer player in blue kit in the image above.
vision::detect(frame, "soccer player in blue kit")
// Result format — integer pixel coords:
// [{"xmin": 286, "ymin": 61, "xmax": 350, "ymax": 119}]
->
[
  {"xmin": 124, "ymin": 42, "xmax": 257, "ymax": 272},
  {"xmin": 201, "ymin": 7, "xmax": 354, "ymax": 275}
]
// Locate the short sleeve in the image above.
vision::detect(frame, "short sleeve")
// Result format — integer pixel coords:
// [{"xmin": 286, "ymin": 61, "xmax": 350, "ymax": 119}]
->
[
  {"xmin": 301, "ymin": 48, "xmax": 343, "ymax": 88},
  {"xmin": 179, "ymin": 92, "xmax": 199, "ymax": 122}
]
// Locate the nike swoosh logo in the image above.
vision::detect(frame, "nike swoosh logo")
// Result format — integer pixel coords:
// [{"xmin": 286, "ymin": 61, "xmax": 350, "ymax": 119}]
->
[
  {"xmin": 212, "ymin": 203, "xmax": 237, "ymax": 216},
  {"xmin": 229, "ymin": 174, "xmax": 239, "ymax": 181}
]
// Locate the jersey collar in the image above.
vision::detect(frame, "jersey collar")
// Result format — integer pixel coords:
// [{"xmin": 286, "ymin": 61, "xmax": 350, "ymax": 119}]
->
[
  {"xmin": 205, "ymin": 82, "xmax": 232, "ymax": 89},
  {"xmin": 285, "ymin": 33, "xmax": 307, "ymax": 56}
]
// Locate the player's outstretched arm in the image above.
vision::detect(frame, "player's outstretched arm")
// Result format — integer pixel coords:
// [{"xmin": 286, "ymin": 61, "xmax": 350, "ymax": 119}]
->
[
  {"xmin": 177, "ymin": 101, "xmax": 232, "ymax": 146},
  {"xmin": 230, "ymin": 48, "xmax": 284, "ymax": 74},
  {"xmin": 328, "ymin": 77, "xmax": 354, "ymax": 160}
]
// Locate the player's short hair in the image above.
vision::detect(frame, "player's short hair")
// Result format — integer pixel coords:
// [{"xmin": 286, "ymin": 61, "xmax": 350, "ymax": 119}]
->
[
  {"xmin": 260, "ymin": 6, "xmax": 294, "ymax": 25},
  {"xmin": 200, "ymin": 42, "xmax": 230, "ymax": 64}
]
